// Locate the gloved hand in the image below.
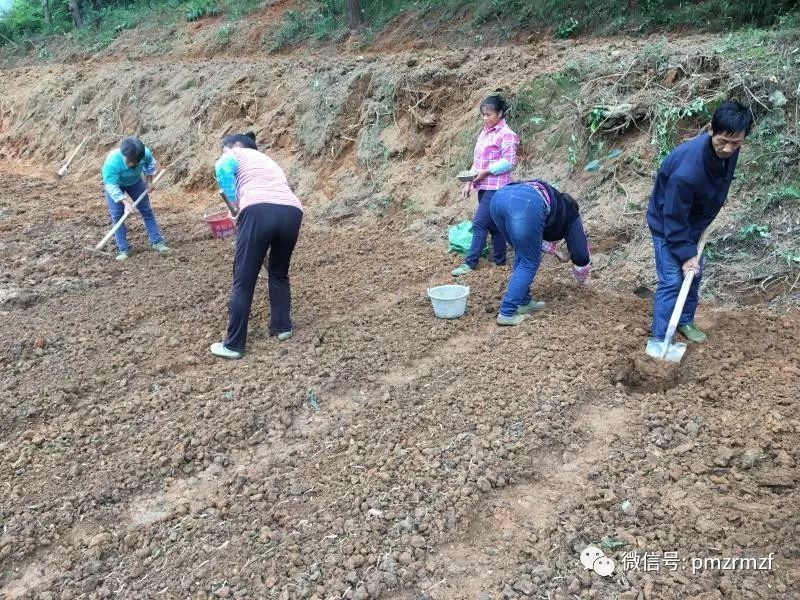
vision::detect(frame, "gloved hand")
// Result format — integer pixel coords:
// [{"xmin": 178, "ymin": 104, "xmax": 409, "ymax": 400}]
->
[{"xmin": 573, "ymin": 263, "xmax": 591, "ymax": 287}]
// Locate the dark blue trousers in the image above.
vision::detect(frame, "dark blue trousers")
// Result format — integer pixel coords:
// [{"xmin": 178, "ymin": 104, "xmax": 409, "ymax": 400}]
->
[
  {"xmin": 465, "ymin": 189, "xmax": 507, "ymax": 268},
  {"xmin": 225, "ymin": 203, "xmax": 303, "ymax": 351}
]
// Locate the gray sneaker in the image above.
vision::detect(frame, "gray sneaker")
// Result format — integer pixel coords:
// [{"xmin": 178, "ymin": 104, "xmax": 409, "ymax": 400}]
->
[
  {"xmin": 451, "ymin": 264, "xmax": 474, "ymax": 277},
  {"xmin": 497, "ymin": 313, "xmax": 525, "ymax": 326},
  {"xmin": 517, "ymin": 300, "xmax": 546, "ymax": 315},
  {"xmin": 115, "ymin": 250, "xmax": 130, "ymax": 262},
  {"xmin": 277, "ymin": 331, "xmax": 293, "ymax": 341},
  {"xmin": 152, "ymin": 241, "xmax": 170, "ymax": 253}
]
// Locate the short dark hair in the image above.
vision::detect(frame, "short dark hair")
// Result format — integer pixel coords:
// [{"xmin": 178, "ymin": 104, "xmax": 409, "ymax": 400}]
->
[
  {"xmin": 711, "ymin": 100, "xmax": 753, "ymax": 136},
  {"xmin": 480, "ymin": 95, "xmax": 509, "ymax": 116},
  {"xmin": 222, "ymin": 131, "xmax": 258, "ymax": 150},
  {"xmin": 120, "ymin": 137, "xmax": 145, "ymax": 162}
]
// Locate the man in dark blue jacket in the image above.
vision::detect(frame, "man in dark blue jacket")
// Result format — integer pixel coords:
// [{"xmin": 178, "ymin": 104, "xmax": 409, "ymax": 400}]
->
[{"xmin": 647, "ymin": 100, "xmax": 752, "ymax": 344}]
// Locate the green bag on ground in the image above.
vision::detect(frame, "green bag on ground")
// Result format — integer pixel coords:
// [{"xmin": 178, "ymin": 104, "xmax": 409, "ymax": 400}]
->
[{"xmin": 447, "ymin": 220, "xmax": 489, "ymax": 257}]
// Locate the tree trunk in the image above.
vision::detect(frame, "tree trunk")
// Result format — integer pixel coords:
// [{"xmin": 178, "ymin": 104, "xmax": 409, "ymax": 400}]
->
[
  {"xmin": 41, "ymin": 0, "xmax": 52, "ymax": 26},
  {"xmin": 68, "ymin": 0, "xmax": 83, "ymax": 27},
  {"xmin": 346, "ymin": 0, "xmax": 362, "ymax": 30},
  {"xmin": 625, "ymin": 0, "xmax": 639, "ymax": 13}
]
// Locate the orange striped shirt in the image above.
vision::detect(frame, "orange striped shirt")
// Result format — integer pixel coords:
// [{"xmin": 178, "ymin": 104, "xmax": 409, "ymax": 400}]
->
[{"xmin": 218, "ymin": 148, "xmax": 302, "ymax": 213}]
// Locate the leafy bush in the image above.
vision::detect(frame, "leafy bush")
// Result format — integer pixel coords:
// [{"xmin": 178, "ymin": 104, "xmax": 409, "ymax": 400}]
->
[
  {"xmin": 554, "ymin": 17, "xmax": 578, "ymax": 38},
  {"xmin": 653, "ymin": 99, "xmax": 712, "ymax": 162},
  {"xmin": 186, "ymin": 0, "xmax": 222, "ymax": 22},
  {"xmin": 739, "ymin": 223, "xmax": 771, "ymax": 241}
]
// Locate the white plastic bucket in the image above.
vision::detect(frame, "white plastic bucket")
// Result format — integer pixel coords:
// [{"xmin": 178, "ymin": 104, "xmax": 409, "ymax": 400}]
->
[{"xmin": 427, "ymin": 285, "xmax": 469, "ymax": 319}]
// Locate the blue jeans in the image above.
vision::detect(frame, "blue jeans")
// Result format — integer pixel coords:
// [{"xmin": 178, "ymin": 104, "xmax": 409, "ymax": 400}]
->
[
  {"xmin": 104, "ymin": 179, "xmax": 164, "ymax": 252},
  {"xmin": 490, "ymin": 184, "xmax": 547, "ymax": 317},
  {"xmin": 465, "ymin": 189, "xmax": 506, "ymax": 268},
  {"xmin": 651, "ymin": 234, "xmax": 703, "ymax": 340}
]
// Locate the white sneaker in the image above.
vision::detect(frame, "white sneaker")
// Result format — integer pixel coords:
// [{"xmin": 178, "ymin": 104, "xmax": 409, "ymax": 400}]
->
[{"xmin": 210, "ymin": 342, "xmax": 243, "ymax": 359}]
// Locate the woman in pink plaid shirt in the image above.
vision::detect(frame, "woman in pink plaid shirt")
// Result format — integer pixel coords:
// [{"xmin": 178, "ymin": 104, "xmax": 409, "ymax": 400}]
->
[{"xmin": 452, "ymin": 96, "xmax": 520, "ymax": 277}]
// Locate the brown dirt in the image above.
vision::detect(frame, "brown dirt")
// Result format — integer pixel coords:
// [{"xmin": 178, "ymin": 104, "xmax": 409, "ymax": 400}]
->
[{"xmin": 1, "ymin": 167, "xmax": 799, "ymax": 600}]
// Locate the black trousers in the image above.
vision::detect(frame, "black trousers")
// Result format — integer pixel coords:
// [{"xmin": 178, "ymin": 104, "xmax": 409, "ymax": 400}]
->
[{"xmin": 224, "ymin": 203, "xmax": 302, "ymax": 351}]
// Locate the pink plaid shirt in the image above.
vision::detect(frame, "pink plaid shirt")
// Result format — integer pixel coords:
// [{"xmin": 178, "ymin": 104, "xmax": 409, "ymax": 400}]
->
[{"xmin": 472, "ymin": 119, "xmax": 519, "ymax": 191}]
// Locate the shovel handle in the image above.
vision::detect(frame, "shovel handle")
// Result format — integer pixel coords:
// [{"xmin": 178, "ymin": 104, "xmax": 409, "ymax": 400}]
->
[
  {"xmin": 57, "ymin": 137, "xmax": 88, "ymax": 177},
  {"xmin": 95, "ymin": 169, "xmax": 167, "ymax": 251},
  {"xmin": 662, "ymin": 229, "xmax": 711, "ymax": 346},
  {"xmin": 696, "ymin": 228, "xmax": 710, "ymax": 258},
  {"xmin": 64, "ymin": 137, "xmax": 87, "ymax": 167}
]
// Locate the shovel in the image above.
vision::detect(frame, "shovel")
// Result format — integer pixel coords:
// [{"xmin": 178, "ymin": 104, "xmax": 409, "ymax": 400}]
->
[
  {"xmin": 645, "ymin": 229, "xmax": 710, "ymax": 363},
  {"xmin": 57, "ymin": 137, "xmax": 88, "ymax": 178},
  {"xmin": 90, "ymin": 169, "xmax": 167, "ymax": 254}
]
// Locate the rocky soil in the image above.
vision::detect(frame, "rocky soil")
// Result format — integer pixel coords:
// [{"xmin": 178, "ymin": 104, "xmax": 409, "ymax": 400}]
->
[{"xmin": 1, "ymin": 168, "xmax": 798, "ymax": 599}]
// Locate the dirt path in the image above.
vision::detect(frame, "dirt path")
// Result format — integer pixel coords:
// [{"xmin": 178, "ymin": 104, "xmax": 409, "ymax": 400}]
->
[{"xmin": 1, "ymin": 171, "xmax": 799, "ymax": 600}]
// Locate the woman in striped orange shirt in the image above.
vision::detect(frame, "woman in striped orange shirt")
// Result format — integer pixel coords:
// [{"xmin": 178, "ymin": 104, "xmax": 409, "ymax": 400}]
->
[{"xmin": 210, "ymin": 132, "xmax": 303, "ymax": 359}]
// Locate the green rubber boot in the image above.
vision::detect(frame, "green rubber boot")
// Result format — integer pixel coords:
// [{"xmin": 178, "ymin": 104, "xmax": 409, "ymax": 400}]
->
[{"xmin": 678, "ymin": 323, "xmax": 707, "ymax": 344}]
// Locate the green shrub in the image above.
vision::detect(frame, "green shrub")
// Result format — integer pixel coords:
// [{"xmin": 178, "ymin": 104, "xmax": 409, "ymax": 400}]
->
[
  {"xmin": 215, "ymin": 23, "xmax": 233, "ymax": 46},
  {"xmin": 186, "ymin": 0, "xmax": 222, "ymax": 22},
  {"xmin": 269, "ymin": 9, "xmax": 312, "ymax": 51},
  {"xmin": 554, "ymin": 17, "xmax": 578, "ymax": 38}
]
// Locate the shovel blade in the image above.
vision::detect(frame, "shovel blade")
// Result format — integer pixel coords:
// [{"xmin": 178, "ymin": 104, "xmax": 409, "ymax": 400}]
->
[{"xmin": 645, "ymin": 337, "xmax": 687, "ymax": 363}]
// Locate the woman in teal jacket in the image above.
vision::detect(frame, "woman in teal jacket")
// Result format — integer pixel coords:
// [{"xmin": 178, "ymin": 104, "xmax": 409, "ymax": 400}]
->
[{"xmin": 102, "ymin": 137, "xmax": 169, "ymax": 261}]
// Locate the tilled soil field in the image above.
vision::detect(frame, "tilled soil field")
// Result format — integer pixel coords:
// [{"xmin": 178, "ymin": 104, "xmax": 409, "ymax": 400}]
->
[{"xmin": 1, "ymin": 172, "xmax": 799, "ymax": 600}]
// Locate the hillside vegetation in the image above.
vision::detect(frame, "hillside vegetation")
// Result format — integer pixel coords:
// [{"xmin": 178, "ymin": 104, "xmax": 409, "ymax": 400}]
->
[{"xmin": 1, "ymin": 0, "xmax": 798, "ymax": 52}]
